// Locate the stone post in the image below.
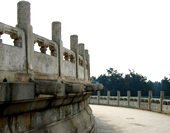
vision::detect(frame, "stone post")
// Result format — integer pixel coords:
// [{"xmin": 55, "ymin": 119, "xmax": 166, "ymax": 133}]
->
[
  {"xmin": 70, "ymin": 35, "xmax": 79, "ymax": 79},
  {"xmin": 117, "ymin": 91, "xmax": 120, "ymax": 106},
  {"xmin": 148, "ymin": 91, "xmax": 152, "ymax": 110},
  {"xmin": 97, "ymin": 91, "xmax": 100, "ymax": 104},
  {"xmin": 85, "ymin": 50, "xmax": 90, "ymax": 81},
  {"xmin": 127, "ymin": 91, "xmax": 131, "ymax": 107},
  {"xmin": 52, "ymin": 21, "xmax": 63, "ymax": 77},
  {"xmin": 79, "ymin": 43, "xmax": 85, "ymax": 80},
  {"xmin": 107, "ymin": 91, "xmax": 110, "ymax": 105},
  {"xmin": 160, "ymin": 91, "xmax": 164, "ymax": 112},
  {"xmin": 138, "ymin": 91, "xmax": 141, "ymax": 108},
  {"xmin": 17, "ymin": 1, "xmax": 34, "ymax": 73}
]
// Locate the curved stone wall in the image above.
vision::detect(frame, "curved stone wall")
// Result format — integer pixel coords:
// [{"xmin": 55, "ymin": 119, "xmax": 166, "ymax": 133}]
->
[
  {"xmin": 0, "ymin": 82, "xmax": 102, "ymax": 133},
  {"xmin": 0, "ymin": 99, "xmax": 95, "ymax": 133},
  {"xmin": 0, "ymin": 1, "xmax": 103, "ymax": 133}
]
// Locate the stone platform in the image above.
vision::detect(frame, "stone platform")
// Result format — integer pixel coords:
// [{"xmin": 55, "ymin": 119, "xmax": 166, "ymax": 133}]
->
[{"xmin": 90, "ymin": 105, "xmax": 170, "ymax": 133}]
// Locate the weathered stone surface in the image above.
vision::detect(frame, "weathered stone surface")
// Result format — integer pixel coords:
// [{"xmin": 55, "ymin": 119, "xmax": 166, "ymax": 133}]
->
[
  {"xmin": 34, "ymin": 52, "xmax": 59, "ymax": 75},
  {"xmin": 0, "ymin": 104, "xmax": 95, "ymax": 133},
  {"xmin": 34, "ymin": 80, "xmax": 62, "ymax": 95},
  {"xmin": 0, "ymin": 1, "xmax": 100, "ymax": 132},
  {"xmin": 85, "ymin": 83, "xmax": 103, "ymax": 92},
  {"xmin": 26, "ymin": 106, "xmax": 95, "ymax": 133},
  {"xmin": 65, "ymin": 83, "xmax": 85, "ymax": 93},
  {"xmin": 0, "ymin": 82, "xmax": 34, "ymax": 102},
  {"xmin": 63, "ymin": 60, "xmax": 76, "ymax": 78},
  {"xmin": 17, "ymin": 1, "xmax": 30, "ymax": 24}
]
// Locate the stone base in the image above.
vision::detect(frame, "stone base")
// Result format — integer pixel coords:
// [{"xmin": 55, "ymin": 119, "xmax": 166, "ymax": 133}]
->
[
  {"xmin": 0, "ymin": 105, "xmax": 96, "ymax": 133},
  {"xmin": 26, "ymin": 106, "xmax": 95, "ymax": 133}
]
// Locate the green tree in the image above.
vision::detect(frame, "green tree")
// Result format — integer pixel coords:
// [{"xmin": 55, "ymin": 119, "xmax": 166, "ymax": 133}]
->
[
  {"xmin": 153, "ymin": 82, "xmax": 162, "ymax": 96},
  {"xmin": 91, "ymin": 68, "xmax": 154, "ymax": 96},
  {"xmin": 161, "ymin": 77, "xmax": 170, "ymax": 96}
]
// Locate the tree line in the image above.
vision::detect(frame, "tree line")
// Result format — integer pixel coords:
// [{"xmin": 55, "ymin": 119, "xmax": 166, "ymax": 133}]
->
[{"xmin": 91, "ymin": 68, "xmax": 170, "ymax": 96}]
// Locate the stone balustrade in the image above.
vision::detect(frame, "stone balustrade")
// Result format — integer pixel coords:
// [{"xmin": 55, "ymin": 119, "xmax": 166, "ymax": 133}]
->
[
  {"xmin": 0, "ymin": 1, "xmax": 102, "ymax": 133},
  {"xmin": 89, "ymin": 91, "xmax": 170, "ymax": 114},
  {"xmin": 0, "ymin": 2, "xmax": 90, "ymax": 83}
]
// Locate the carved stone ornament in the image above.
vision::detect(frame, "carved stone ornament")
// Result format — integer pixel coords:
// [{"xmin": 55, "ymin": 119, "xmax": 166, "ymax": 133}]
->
[
  {"xmin": 10, "ymin": 30, "xmax": 22, "ymax": 39},
  {"xmin": 85, "ymin": 83, "xmax": 103, "ymax": 92},
  {"xmin": 65, "ymin": 82, "xmax": 85, "ymax": 93},
  {"xmin": 64, "ymin": 52, "xmax": 69, "ymax": 61}
]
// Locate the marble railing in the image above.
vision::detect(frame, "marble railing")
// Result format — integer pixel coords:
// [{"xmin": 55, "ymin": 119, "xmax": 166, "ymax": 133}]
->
[
  {"xmin": 89, "ymin": 90, "xmax": 170, "ymax": 114},
  {"xmin": 0, "ymin": 4, "xmax": 90, "ymax": 83}
]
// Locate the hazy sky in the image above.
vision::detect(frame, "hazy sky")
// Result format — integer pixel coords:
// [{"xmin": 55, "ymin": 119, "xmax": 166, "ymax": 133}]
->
[{"xmin": 1, "ymin": 0, "xmax": 170, "ymax": 82}]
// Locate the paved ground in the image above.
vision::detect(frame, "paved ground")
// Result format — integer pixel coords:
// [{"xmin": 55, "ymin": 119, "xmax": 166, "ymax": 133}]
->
[{"xmin": 90, "ymin": 105, "xmax": 170, "ymax": 133}]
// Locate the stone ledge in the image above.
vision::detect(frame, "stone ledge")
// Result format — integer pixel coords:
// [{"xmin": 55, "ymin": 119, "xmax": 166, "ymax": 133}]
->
[
  {"xmin": 0, "ymin": 94, "xmax": 90, "ymax": 117},
  {"xmin": 0, "ymin": 81, "xmax": 102, "ymax": 103},
  {"xmin": 0, "ymin": 82, "xmax": 35, "ymax": 102}
]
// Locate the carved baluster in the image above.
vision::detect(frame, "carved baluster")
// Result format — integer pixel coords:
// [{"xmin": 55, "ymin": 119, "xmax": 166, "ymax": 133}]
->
[
  {"xmin": 40, "ymin": 46, "xmax": 47, "ymax": 54},
  {"xmin": 10, "ymin": 30, "xmax": 22, "ymax": 47},
  {"xmin": 64, "ymin": 52, "xmax": 69, "ymax": 61},
  {"xmin": 38, "ymin": 41, "xmax": 47, "ymax": 54},
  {"xmin": 49, "ymin": 45, "xmax": 57, "ymax": 57},
  {"xmin": 70, "ymin": 54, "xmax": 75, "ymax": 63},
  {"xmin": 13, "ymin": 38, "xmax": 22, "ymax": 47}
]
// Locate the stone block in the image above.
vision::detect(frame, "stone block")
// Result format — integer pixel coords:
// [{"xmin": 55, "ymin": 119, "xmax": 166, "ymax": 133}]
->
[
  {"xmin": 51, "ymin": 99, "xmax": 63, "ymax": 107},
  {"xmin": 79, "ymin": 101, "xmax": 85, "ymax": 111},
  {"xmin": 72, "ymin": 95, "xmax": 84, "ymax": 103},
  {"xmin": 29, "ymin": 100, "xmax": 49, "ymax": 111},
  {"xmin": 59, "ymin": 106, "xmax": 66, "ymax": 120},
  {"xmin": 0, "ymin": 102, "xmax": 32, "ymax": 116},
  {"xmin": 73, "ymin": 103, "xmax": 78, "ymax": 115},
  {"xmin": 0, "ymin": 82, "xmax": 34, "ymax": 102}
]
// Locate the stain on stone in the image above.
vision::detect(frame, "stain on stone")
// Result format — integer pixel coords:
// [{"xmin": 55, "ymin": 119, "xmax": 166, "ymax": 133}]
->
[
  {"xmin": 130, "ymin": 123, "xmax": 147, "ymax": 127},
  {"xmin": 126, "ymin": 118, "xmax": 135, "ymax": 119},
  {"xmin": 3, "ymin": 78, "xmax": 7, "ymax": 82}
]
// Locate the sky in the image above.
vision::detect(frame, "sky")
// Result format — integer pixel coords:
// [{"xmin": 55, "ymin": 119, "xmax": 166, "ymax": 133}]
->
[{"xmin": 1, "ymin": 0, "xmax": 170, "ymax": 82}]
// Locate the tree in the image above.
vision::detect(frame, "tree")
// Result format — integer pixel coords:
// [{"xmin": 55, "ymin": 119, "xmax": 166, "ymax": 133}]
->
[
  {"xmin": 91, "ymin": 68, "xmax": 155, "ymax": 96},
  {"xmin": 153, "ymin": 82, "xmax": 162, "ymax": 96},
  {"xmin": 161, "ymin": 77, "xmax": 170, "ymax": 96},
  {"xmin": 90, "ymin": 76, "xmax": 97, "ymax": 83}
]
